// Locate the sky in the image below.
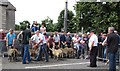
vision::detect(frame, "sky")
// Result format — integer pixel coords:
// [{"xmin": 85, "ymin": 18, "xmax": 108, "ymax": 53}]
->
[{"xmin": 8, "ymin": 0, "xmax": 76, "ymax": 25}]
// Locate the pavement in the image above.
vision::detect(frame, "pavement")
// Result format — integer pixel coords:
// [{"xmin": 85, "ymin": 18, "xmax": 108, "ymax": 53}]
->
[
  {"xmin": 1, "ymin": 56, "xmax": 119, "ymax": 71},
  {"xmin": 0, "ymin": 57, "xmax": 2, "ymax": 71}
]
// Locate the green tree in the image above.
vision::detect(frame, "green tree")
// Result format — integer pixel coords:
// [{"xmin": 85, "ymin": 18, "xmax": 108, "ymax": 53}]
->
[
  {"xmin": 74, "ymin": 2, "xmax": 120, "ymax": 33},
  {"xmin": 56, "ymin": 10, "xmax": 75, "ymax": 32},
  {"xmin": 15, "ymin": 24, "xmax": 20, "ymax": 30},
  {"xmin": 41, "ymin": 17, "xmax": 55, "ymax": 32},
  {"xmin": 19, "ymin": 20, "xmax": 30, "ymax": 30}
]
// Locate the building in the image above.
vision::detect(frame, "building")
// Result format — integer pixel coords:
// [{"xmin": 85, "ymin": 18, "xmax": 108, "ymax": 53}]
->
[{"xmin": 0, "ymin": 0, "xmax": 16, "ymax": 30}]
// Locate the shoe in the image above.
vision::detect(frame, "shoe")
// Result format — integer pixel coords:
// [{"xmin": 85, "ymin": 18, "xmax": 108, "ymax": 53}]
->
[
  {"xmin": 22, "ymin": 62, "xmax": 27, "ymax": 64},
  {"xmin": 26, "ymin": 61, "xmax": 29, "ymax": 64},
  {"xmin": 45, "ymin": 60, "xmax": 49, "ymax": 62},
  {"xmin": 33, "ymin": 59, "xmax": 39, "ymax": 61},
  {"xmin": 85, "ymin": 57, "xmax": 90, "ymax": 59},
  {"xmin": 82, "ymin": 56, "xmax": 85, "ymax": 59},
  {"xmin": 87, "ymin": 65, "xmax": 97, "ymax": 67},
  {"xmin": 75, "ymin": 57, "xmax": 80, "ymax": 59}
]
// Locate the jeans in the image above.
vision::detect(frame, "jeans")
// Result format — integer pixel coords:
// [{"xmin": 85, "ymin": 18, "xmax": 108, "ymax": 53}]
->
[
  {"xmin": 35, "ymin": 44, "xmax": 49, "ymax": 62},
  {"xmin": 116, "ymin": 48, "xmax": 120, "ymax": 63},
  {"xmin": 76, "ymin": 44, "xmax": 85, "ymax": 59},
  {"xmin": 66, "ymin": 42, "xmax": 71, "ymax": 48},
  {"xmin": 22, "ymin": 44, "xmax": 30, "ymax": 64},
  {"xmin": 80, "ymin": 44, "xmax": 85, "ymax": 56},
  {"xmin": 108, "ymin": 52, "xmax": 116, "ymax": 71},
  {"xmin": 60, "ymin": 42, "xmax": 65, "ymax": 48},
  {"xmin": 76, "ymin": 44, "xmax": 81, "ymax": 59},
  {"xmin": 103, "ymin": 46, "xmax": 107, "ymax": 60}
]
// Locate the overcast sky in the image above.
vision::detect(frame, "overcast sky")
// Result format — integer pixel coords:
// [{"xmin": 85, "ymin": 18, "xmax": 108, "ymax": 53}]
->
[{"xmin": 8, "ymin": 0, "xmax": 76, "ymax": 24}]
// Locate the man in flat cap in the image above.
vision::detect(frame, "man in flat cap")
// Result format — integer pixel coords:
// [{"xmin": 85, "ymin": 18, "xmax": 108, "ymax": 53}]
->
[{"xmin": 88, "ymin": 30, "xmax": 98, "ymax": 67}]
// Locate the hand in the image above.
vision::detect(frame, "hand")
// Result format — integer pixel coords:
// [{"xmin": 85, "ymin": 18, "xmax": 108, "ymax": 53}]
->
[
  {"xmin": 33, "ymin": 44, "xmax": 38, "ymax": 49},
  {"xmin": 89, "ymin": 47, "xmax": 92, "ymax": 51},
  {"xmin": 99, "ymin": 42, "xmax": 102, "ymax": 44},
  {"xmin": 102, "ymin": 43, "xmax": 104, "ymax": 46},
  {"xmin": 12, "ymin": 44, "xmax": 14, "ymax": 47},
  {"xmin": 6, "ymin": 44, "xmax": 8, "ymax": 47},
  {"xmin": 58, "ymin": 45, "xmax": 60, "ymax": 48},
  {"xmin": 63, "ymin": 42, "xmax": 65, "ymax": 45}
]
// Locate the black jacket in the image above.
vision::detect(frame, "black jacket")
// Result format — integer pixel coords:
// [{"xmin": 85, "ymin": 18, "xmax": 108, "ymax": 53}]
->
[{"xmin": 107, "ymin": 32, "xmax": 119, "ymax": 53}]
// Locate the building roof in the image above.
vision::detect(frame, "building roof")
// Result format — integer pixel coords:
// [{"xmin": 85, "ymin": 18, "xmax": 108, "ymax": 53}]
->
[
  {"xmin": 0, "ymin": 0, "xmax": 16, "ymax": 11},
  {"xmin": 0, "ymin": 2, "xmax": 2, "ymax": 5},
  {"xmin": 1, "ymin": 0, "xmax": 9, "ymax": 2},
  {"xmin": 0, "ymin": 0, "xmax": 8, "ymax": 4},
  {"xmin": 7, "ymin": 2, "xmax": 16, "ymax": 11}
]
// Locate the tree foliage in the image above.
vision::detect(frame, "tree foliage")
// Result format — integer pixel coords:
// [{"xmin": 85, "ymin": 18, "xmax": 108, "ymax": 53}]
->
[
  {"xmin": 74, "ymin": 2, "xmax": 120, "ymax": 33},
  {"xmin": 42, "ymin": 17, "xmax": 55, "ymax": 32},
  {"xmin": 15, "ymin": 24, "xmax": 20, "ymax": 30},
  {"xmin": 15, "ymin": 20, "xmax": 30, "ymax": 31},
  {"xmin": 56, "ymin": 10, "xmax": 75, "ymax": 32},
  {"xmin": 15, "ymin": 2, "xmax": 120, "ymax": 34}
]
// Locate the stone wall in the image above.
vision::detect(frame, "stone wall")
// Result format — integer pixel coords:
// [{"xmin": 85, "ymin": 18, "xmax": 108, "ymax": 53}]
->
[
  {"xmin": 0, "ymin": 4, "xmax": 7, "ymax": 30},
  {"xmin": 0, "ymin": 1, "xmax": 16, "ymax": 30},
  {"xmin": 6, "ymin": 10, "xmax": 15, "ymax": 30},
  {"xmin": 0, "ymin": 5, "xmax": 2, "ymax": 29},
  {"xmin": 2, "ymin": 5, "xmax": 7, "ymax": 29}
]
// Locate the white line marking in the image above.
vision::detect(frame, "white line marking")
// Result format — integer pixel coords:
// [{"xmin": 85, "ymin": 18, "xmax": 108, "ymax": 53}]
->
[{"xmin": 25, "ymin": 62, "xmax": 90, "ymax": 69}]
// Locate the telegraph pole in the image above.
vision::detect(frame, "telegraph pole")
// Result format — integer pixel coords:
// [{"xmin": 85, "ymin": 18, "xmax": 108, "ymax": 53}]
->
[{"xmin": 64, "ymin": 0, "xmax": 68, "ymax": 33}]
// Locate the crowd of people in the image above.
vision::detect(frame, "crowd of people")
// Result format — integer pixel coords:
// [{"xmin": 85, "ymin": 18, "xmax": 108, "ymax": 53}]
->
[{"xmin": 0, "ymin": 22, "xmax": 120, "ymax": 71}]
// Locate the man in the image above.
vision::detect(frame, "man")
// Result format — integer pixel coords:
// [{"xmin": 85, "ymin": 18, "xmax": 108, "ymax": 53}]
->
[
  {"xmin": 107, "ymin": 27, "xmax": 119, "ymax": 71},
  {"xmin": 114, "ymin": 30, "xmax": 120, "ymax": 64},
  {"xmin": 40, "ymin": 31, "xmax": 49, "ymax": 62},
  {"xmin": 40, "ymin": 22, "xmax": 46, "ymax": 34},
  {"xmin": 66, "ymin": 32, "xmax": 72, "ymax": 48},
  {"xmin": 32, "ymin": 30, "xmax": 49, "ymax": 62},
  {"xmin": 6, "ymin": 29, "xmax": 16, "ymax": 49},
  {"xmin": 32, "ymin": 30, "xmax": 43, "ymax": 61},
  {"xmin": 85, "ymin": 32, "xmax": 90, "ymax": 59},
  {"xmin": 72, "ymin": 33, "xmax": 77, "ymax": 49},
  {"xmin": 101, "ymin": 33, "xmax": 107, "ymax": 62},
  {"xmin": 98, "ymin": 32, "xmax": 104, "ymax": 60},
  {"xmin": 60, "ymin": 30, "xmax": 66, "ymax": 48},
  {"xmin": 20, "ymin": 26, "xmax": 31, "ymax": 64},
  {"xmin": 31, "ymin": 21, "xmax": 39, "ymax": 33},
  {"xmin": 74, "ymin": 35, "xmax": 81, "ymax": 59},
  {"xmin": 0, "ymin": 29, "xmax": 5, "ymax": 40},
  {"xmin": 6, "ymin": 29, "xmax": 16, "ymax": 61},
  {"xmin": 0, "ymin": 29, "xmax": 5, "ymax": 53},
  {"xmin": 53, "ymin": 32, "xmax": 60, "ymax": 49},
  {"xmin": 47, "ymin": 34, "xmax": 55, "ymax": 58},
  {"xmin": 88, "ymin": 30, "xmax": 98, "ymax": 67}
]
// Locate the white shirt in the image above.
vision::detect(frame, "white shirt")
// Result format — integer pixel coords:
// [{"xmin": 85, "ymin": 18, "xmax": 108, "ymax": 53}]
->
[
  {"xmin": 88, "ymin": 34, "xmax": 98, "ymax": 48},
  {"xmin": 72, "ymin": 37, "xmax": 77, "ymax": 43},
  {"xmin": 53, "ymin": 34, "xmax": 60, "ymax": 43},
  {"xmin": 32, "ymin": 33, "xmax": 43, "ymax": 45},
  {"xmin": 41, "ymin": 33, "xmax": 47, "ymax": 44},
  {"xmin": 40, "ymin": 27, "xmax": 46, "ymax": 33},
  {"xmin": 72, "ymin": 37, "xmax": 76, "ymax": 42},
  {"xmin": 31, "ymin": 34, "xmax": 36, "ymax": 41},
  {"xmin": 73, "ymin": 37, "xmax": 80, "ymax": 49}
]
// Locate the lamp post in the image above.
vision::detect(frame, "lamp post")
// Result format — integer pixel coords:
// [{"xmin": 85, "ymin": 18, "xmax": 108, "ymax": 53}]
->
[{"xmin": 64, "ymin": 0, "xmax": 68, "ymax": 33}]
